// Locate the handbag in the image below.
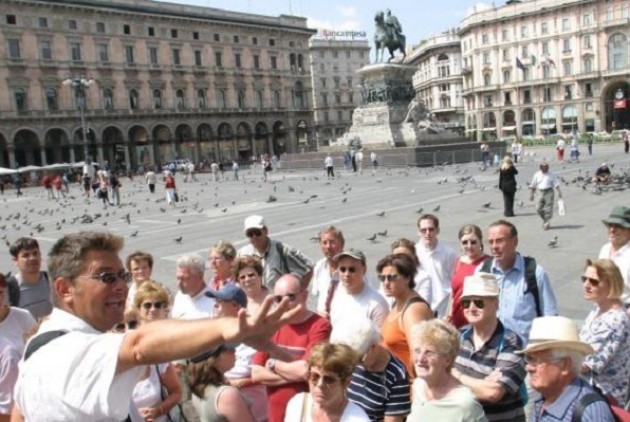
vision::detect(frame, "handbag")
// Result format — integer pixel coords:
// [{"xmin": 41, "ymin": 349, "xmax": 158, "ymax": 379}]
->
[
  {"xmin": 155, "ymin": 365, "xmax": 188, "ymax": 422},
  {"xmin": 557, "ymin": 199, "xmax": 565, "ymax": 216}
]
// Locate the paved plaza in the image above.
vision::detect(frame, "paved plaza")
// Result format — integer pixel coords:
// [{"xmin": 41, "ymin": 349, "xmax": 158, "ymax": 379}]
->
[{"xmin": 1, "ymin": 143, "xmax": 628, "ymax": 323}]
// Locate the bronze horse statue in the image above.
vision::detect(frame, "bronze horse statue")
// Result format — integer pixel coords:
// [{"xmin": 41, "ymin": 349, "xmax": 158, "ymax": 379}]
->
[{"xmin": 374, "ymin": 11, "xmax": 406, "ymax": 63}]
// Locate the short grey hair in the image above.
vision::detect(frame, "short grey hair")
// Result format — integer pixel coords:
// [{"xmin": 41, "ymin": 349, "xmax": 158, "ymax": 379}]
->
[
  {"xmin": 330, "ymin": 317, "xmax": 381, "ymax": 356},
  {"xmin": 549, "ymin": 348, "xmax": 585, "ymax": 375},
  {"xmin": 176, "ymin": 254, "xmax": 205, "ymax": 276}
]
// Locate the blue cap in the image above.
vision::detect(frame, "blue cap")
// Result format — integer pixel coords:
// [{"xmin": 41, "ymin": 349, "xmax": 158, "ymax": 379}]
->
[{"xmin": 205, "ymin": 284, "xmax": 247, "ymax": 308}]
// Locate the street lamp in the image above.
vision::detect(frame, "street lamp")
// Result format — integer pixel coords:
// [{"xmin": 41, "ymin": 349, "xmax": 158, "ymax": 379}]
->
[{"xmin": 63, "ymin": 76, "xmax": 94, "ymax": 162}]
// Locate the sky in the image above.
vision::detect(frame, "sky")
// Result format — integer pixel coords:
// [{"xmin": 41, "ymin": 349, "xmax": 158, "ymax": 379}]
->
[{"xmin": 157, "ymin": 0, "xmax": 489, "ymax": 47}]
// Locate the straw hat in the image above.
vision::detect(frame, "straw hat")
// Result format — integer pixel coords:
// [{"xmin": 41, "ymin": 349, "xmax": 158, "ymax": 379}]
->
[
  {"xmin": 517, "ymin": 316, "xmax": 593, "ymax": 355},
  {"xmin": 462, "ymin": 273, "xmax": 499, "ymax": 298}
]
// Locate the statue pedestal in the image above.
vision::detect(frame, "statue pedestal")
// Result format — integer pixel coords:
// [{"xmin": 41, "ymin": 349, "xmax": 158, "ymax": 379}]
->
[{"xmin": 342, "ymin": 63, "xmax": 420, "ymax": 148}]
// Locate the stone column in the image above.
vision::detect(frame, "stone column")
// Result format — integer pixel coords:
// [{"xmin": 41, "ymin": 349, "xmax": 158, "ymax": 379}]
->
[
  {"xmin": 267, "ymin": 134, "xmax": 274, "ymax": 156},
  {"xmin": 251, "ymin": 135, "xmax": 256, "ymax": 158},
  {"xmin": 8, "ymin": 147, "xmax": 16, "ymax": 168},
  {"xmin": 69, "ymin": 148, "xmax": 76, "ymax": 163},
  {"xmin": 123, "ymin": 143, "xmax": 131, "ymax": 170},
  {"xmin": 40, "ymin": 149, "xmax": 47, "ymax": 166}
]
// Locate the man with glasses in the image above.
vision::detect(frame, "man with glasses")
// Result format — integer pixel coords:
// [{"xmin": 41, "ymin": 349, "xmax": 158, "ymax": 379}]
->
[
  {"xmin": 518, "ymin": 316, "xmax": 614, "ymax": 421},
  {"xmin": 310, "ymin": 226, "xmax": 345, "ymax": 319},
  {"xmin": 329, "ymin": 249, "xmax": 388, "ymax": 331},
  {"xmin": 251, "ymin": 274, "xmax": 331, "ymax": 422},
  {"xmin": 415, "ymin": 214, "xmax": 457, "ymax": 314},
  {"xmin": 237, "ymin": 215, "xmax": 314, "ymax": 290},
  {"xmin": 452, "ymin": 273, "xmax": 526, "ymax": 421},
  {"xmin": 170, "ymin": 254, "xmax": 215, "ymax": 320},
  {"xmin": 13, "ymin": 231, "xmax": 300, "ymax": 420},
  {"xmin": 598, "ymin": 206, "xmax": 630, "ymax": 311}
]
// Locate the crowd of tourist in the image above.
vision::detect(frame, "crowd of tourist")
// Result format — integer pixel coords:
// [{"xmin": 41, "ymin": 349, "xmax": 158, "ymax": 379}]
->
[{"xmin": 0, "ymin": 204, "xmax": 628, "ymax": 422}]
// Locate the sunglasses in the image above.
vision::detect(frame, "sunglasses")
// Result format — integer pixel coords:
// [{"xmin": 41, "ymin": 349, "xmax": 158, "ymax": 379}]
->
[
  {"xmin": 274, "ymin": 293, "xmax": 298, "ymax": 303},
  {"xmin": 339, "ymin": 266, "xmax": 356, "ymax": 273},
  {"xmin": 378, "ymin": 274, "xmax": 400, "ymax": 282},
  {"xmin": 77, "ymin": 270, "xmax": 133, "ymax": 284},
  {"xmin": 461, "ymin": 240, "xmax": 478, "ymax": 245},
  {"xmin": 308, "ymin": 371, "xmax": 340, "ymax": 386},
  {"xmin": 113, "ymin": 320, "xmax": 138, "ymax": 333},
  {"xmin": 142, "ymin": 301, "xmax": 165, "ymax": 310},
  {"xmin": 246, "ymin": 229, "xmax": 263, "ymax": 238},
  {"xmin": 462, "ymin": 298, "xmax": 485, "ymax": 309},
  {"xmin": 581, "ymin": 276, "xmax": 600, "ymax": 287}
]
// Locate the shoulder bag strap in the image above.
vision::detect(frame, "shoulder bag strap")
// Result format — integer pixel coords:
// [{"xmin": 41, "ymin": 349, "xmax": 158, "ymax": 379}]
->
[{"xmin": 572, "ymin": 393, "xmax": 607, "ymax": 422}]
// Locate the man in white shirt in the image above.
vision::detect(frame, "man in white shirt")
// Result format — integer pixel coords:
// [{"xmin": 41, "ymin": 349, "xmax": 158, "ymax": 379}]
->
[
  {"xmin": 309, "ymin": 226, "xmax": 345, "ymax": 318},
  {"xmin": 170, "ymin": 254, "xmax": 214, "ymax": 320},
  {"xmin": 529, "ymin": 162, "xmax": 562, "ymax": 230},
  {"xmin": 13, "ymin": 231, "xmax": 299, "ymax": 421},
  {"xmin": 324, "ymin": 154, "xmax": 334, "ymax": 179},
  {"xmin": 415, "ymin": 214, "xmax": 457, "ymax": 315},
  {"xmin": 598, "ymin": 206, "xmax": 630, "ymax": 310},
  {"xmin": 329, "ymin": 249, "xmax": 389, "ymax": 332}
]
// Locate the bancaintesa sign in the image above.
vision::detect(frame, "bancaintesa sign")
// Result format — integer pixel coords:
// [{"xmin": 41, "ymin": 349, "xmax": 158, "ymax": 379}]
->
[{"xmin": 315, "ymin": 28, "xmax": 367, "ymax": 39}]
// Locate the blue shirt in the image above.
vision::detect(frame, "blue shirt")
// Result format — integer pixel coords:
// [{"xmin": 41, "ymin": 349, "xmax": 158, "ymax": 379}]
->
[
  {"xmin": 534, "ymin": 378, "xmax": 614, "ymax": 421},
  {"xmin": 479, "ymin": 254, "xmax": 558, "ymax": 344}
]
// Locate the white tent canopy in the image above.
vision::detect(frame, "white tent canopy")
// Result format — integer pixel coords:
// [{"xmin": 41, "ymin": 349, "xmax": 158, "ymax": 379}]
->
[
  {"xmin": 17, "ymin": 165, "xmax": 42, "ymax": 173},
  {"xmin": 0, "ymin": 167, "xmax": 17, "ymax": 175}
]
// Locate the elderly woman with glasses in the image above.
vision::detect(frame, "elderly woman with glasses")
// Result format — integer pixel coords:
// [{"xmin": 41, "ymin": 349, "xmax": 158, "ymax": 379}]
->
[
  {"xmin": 209, "ymin": 240, "xmax": 237, "ymax": 291},
  {"xmin": 448, "ymin": 224, "xmax": 489, "ymax": 329},
  {"xmin": 579, "ymin": 258, "xmax": 630, "ymax": 405},
  {"xmin": 188, "ymin": 344, "xmax": 254, "ymax": 422},
  {"xmin": 409, "ymin": 319, "xmax": 487, "ymax": 421},
  {"xmin": 378, "ymin": 253, "xmax": 433, "ymax": 378},
  {"xmin": 128, "ymin": 281, "xmax": 183, "ymax": 422},
  {"xmin": 285, "ymin": 343, "xmax": 370, "ymax": 421},
  {"xmin": 234, "ymin": 256, "xmax": 269, "ymax": 316}
]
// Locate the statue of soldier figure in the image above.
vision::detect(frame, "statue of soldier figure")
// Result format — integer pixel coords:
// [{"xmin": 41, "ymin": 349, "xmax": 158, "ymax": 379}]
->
[{"xmin": 374, "ymin": 9, "xmax": 406, "ymax": 62}]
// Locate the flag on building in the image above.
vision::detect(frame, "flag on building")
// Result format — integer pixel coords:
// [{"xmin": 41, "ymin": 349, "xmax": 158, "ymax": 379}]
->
[
  {"xmin": 516, "ymin": 57, "xmax": 525, "ymax": 70},
  {"xmin": 530, "ymin": 54, "xmax": 537, "ymax": 66},
  {"xmin": 547, "ymin": 57, "xmax": 556, "ymax": 68}
]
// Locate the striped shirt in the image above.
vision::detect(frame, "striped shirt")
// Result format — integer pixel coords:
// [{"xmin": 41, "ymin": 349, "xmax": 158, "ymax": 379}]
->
[
  {"xmin": 347, "ymin": 352, "xmax": 411, "ymax": 422},
  {"xmin": 455, "ymin": 321, "xmax": 526, "ymax": 422},
  {"xmin": 534, "ymin": 378, "xmax": 614, "ymax": 421}
]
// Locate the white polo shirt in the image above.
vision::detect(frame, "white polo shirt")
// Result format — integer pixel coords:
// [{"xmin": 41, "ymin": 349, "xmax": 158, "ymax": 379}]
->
[
  {"xmin": 329, "ymin": 283, "xmax": 389, "ymax": 332},
  {"xmin": 14, "ymin": 308, "xmax": 145, "ymax": 421},
  {"xmin": 170, "ymin": 284, "xmax": 214, "ymax": 320}
]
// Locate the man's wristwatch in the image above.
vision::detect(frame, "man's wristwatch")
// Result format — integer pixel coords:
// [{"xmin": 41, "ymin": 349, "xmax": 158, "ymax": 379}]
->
[{"xmin": 266, "ymin": 358, "xmax": 276, "ymax": 371}]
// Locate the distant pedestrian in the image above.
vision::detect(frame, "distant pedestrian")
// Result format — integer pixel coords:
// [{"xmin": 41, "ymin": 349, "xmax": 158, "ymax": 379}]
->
[
  {"xmin": 145, "ymin": 169, "xmax": 156, "ymax": 193},
  {"xmin": 13, "ymin": 173, "xmax": 22, "ymax": 197},
  {"xmin": 187, "ymin": 162, "xmax": 197, "ymax": 182},
  {"xmin": 344, "ymin": 151, "xmax": 351, "ymax": 170},
  {"xmin": 480, "ymin": 143, "xmax": 490, "ymax": 169},
  {"xmin": 324, "ymin": 154, "xmax": 334, "ymax": 179},
  {"xmin": 529, "ymin": 162, "xmax": 562, "ymax": 230},
  {"xmin": 0, "ymin": 178, "xmax": 4, "ymax": 195},
  {"xmin": 624, "ymin": 130, "xmax": 630, "ymax": 154},
  {"xmin": 232, "ymin": 160, "xmax": 240, "ymax": 181},
  {"xmin": 370, "ymin": 151, "xmax": 378, "ymax": 172},
  {"xmin": 499, "ymin": 156, "xmax": 518, "ymax": 217},
  {"xmin": 351, "ymin": 149, "xmax": 357, "ymax": 172},
  {"xmin": 82, "ymin": 174, "xmax": 91, "ymax": 199},
  {"xmin": 355, "ymin": 149, "xmax": 364, "ymax": 174},
  {"xmin": 211, "ymin": 161, "xmax": 220, "ymax": 182},
  {"xmin": 52, "ymin": 174, "xmax": 66, "ymax": 199},
  {"xmin": 587, "ymin": 133, "xmax": 594, "ymax": 156},
  {"xmin": 164, "ymin": 170, "xmax": 176, "ymax": 207},
  {"xmin": 41, "ymin": 173, "xmax": 54, "ymax": 200},
  {"xmin": 109, "ymin": 172, "xmax": 121, "ymax": 206},
  {"xmin": 570, "ymin": 134, "xmax": 580, "ymax": 163},
  {"xmin": 61, "ymin": 171, "xmax": 71, "ymax": 192},
  {"xmin": 556, "ymin": 137, "xmax": 566, "ymax": 161}
]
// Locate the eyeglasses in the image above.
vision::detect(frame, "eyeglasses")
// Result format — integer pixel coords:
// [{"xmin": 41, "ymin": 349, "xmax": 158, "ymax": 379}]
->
[
  {"xmin": 581, "ymin": 276, "xmax": 600, "ymax": 287},
  {"xmin": 246, "ymin": 229, "xmax": 263, "ymax": 238},
  {"xmin": 419, "ymin": 227, "xmax": 436, "ymax": 233},
  {"xmin": 339, "ymin": 266, "xmax": 356, "ymax": 273},
  {"xmin": 462, "ymin": 298, "xmax": 485, "ymax": 309},
  {"xmin": 308, "ymin": 371, "xmax": 340, "ymax": 387},
  {"xmin": 461, "ymin": 240, "xmax": 478, "ymax": 245},
  {"xmin": 605, "ymin": 223, "xmax": 623, "ymax": 230},
  {"xmin": 76, "ymin": 270, "xmax": 133, "ymax": 284},
  {"xmin": 238, "ymin": 272, "xmax": 258, "ymax": 281},
  {"xmin": 378, "ymin": 274, "xmax": 400, "ymax": 282},
  {"xmin": 113, "ymin": 320, "xmax": 138, "ymax": 333},
  {"xmin": 524, "ymin": 355, "xmax": 564, "ymax": 367},
  {"xmin": 273, "ymin": 293, "xmax": 298, "ymax": 303},
  {"xmin": 142, "ymin": 301, "xmax": 165, "ymax": 310}
]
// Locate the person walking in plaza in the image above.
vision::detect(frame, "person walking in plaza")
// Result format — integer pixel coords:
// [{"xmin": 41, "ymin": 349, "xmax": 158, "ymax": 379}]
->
[
  {"xmin": 498, "ymin": 156, "xmax": 518, "ymax": 217},
  {"xmin": 529, "ymin": 162, "xmax": 562, "ymax": 230},
  {"xmin": 324, "ymin": 153, "xmax": 334, "ymax": 180},
  {"xmin": 623, "ymin": 130, "xmax": 630, "ymax": 154},
  {"xmin": 145, "ymin": 168, "xmax": 157, "ymax": 193},
  {"xmin": 556, "ymin": 137, "xmax": 566, "ymax": 161},
  {"xmin": 232, "ymin": 160, "xmax": 240, "ymax": 181},
  {"xmin": 370, "ymin": 151, "xmax": 378, "ymax": 173},
  {"xmin": 587, "ymin": 132, "xmax": 594, "ymax": 156},
  {"xmin": 570, "ymin": 133, "xmax": 580, "ymax": 163},
  {"xmin": 164, "ymin": 170, "xmax": 176, "ymax": 208},
  {"xmin": 480, "ymin": 142, "xmax": 490, "ymax": 170},
  {"xmin": 52, "ymin": 173, "xmax": 66, "ymax": 200},
  {"xmin": 42, "ymin": 172, "xmax": 54, "ymax": 200}
]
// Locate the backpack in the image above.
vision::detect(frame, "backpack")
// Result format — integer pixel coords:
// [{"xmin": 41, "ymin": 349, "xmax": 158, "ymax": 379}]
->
[
  {"xmin": 572, "ymin": 392, "xmax": 630, "ymax": 422},
  {"xmin": 480, "ymin": 256, "xmax": 542, "ymax": 317},
  {"xmin": 5, "ymin": 271, "xmax": 50, "ymax": 307}
]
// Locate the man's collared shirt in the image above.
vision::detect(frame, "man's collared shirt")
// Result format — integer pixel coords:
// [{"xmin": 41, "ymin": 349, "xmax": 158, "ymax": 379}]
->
[
  {"xmin": 329, "ymin": 284, "xmax": 389, "ymax": 331},
  {"xmin": 238, "ymin": 238, "xmax": 313, "ymax": 290},
  {"xmin": 598, "ymin": 241, "xmax": 630, "ymax": 302},
  {"xmin": 534, "ymin": 378, "xmax": 614, "ymax": 421},
  {"xmin": 14, "ymin": 308, "xmax": 145, "ymax": 421},
  {"xmin": 455, "ymin": 321, "xmax": 526, "ymax": 421},
  {"xmin": 415, "ymin": 240, "xmax": 458, "ymax": 311},
  {"xmin": 530, "ymin": 171, "xmax": 559, "ymax": 190},
  {"xmin": 170, "ymin": 284, "xmax": 214, "ymax": 320},
  {"xmin": 478, "ymin": 254, "xmax": 558, "ymax": 344}
]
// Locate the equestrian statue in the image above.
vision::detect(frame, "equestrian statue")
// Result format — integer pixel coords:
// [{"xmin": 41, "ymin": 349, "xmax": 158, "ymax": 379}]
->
[{"xmin": 374, "ymin": 9, "xmax": 406, "ymax": 63}]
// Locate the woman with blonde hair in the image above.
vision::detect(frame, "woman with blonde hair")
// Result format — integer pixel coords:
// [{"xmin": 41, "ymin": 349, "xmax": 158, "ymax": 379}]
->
[
  {"xmin": 498, "ymin": 156, "xmax": 518, "ymax": 217},
  {"xmin": 128, "ymin": 281, "xmax": 183, "ymax": 422},
  {"xmin": 579, "ymin": 258, "xmax": 630, "ymax": 405},
  {"xmin": 409, "ymin": 319, "xmax": 486, "ymax": 421},
  {"xmin": 285, "ymin": 343, "xmax": 369, "ymax": 421},
  {"xmin": 209, "ymin": 240, "xmax": 237, "ymax": 291}
]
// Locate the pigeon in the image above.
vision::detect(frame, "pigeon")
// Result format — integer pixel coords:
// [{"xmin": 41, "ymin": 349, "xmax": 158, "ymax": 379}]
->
[
  {"xmin": 366, "ymin": 233, "xmax": 377, "ymax": 241},
  {"xmin": 125, "ymin": 213, "xmax": 131, "ymax": 224},
  {"xmin": 482, "ymin": 202, "xmax": 491, "ymax": 208},
  {"xmin": 129, "ymin": 230, "xmax": 138, "ymax": 237},
  {"xmin": 303, "ymin": 198, "xmax": 311, "ymax": 204},
  {"xmin": 288, "ymin": 186, "xmax": 295, "ymax": 192},
  {"xmin": 377, "ymin": 230, "xmax": 388, "ymax": 236},
  {"xmin": 548, "ymin": 236, "xmax": 558, "ymax": 248},
  {"xmin": 433, "ymin": 205, "xmax": 441, "ymax": 212},
  {"xmin": 415, "ymin": 207, "xmax": 424, "ymax": 214},
  {"xmin": 267, "ymin": 195, "xmax": 277, "ymax": 203},
  {"xmin": 376, "ymin": 211, "xmax": 385, "ymax": 217},
  {"xmin": 174, "ymin": 236, "xmax": 183, "ymax": 243},
  {"xmin": 177, "ymin": 218, "xmax": 182, "ymax": 224},
  {"xmin": 341, "ymin": 198, "xmax": 348, "ymax": 203}
]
